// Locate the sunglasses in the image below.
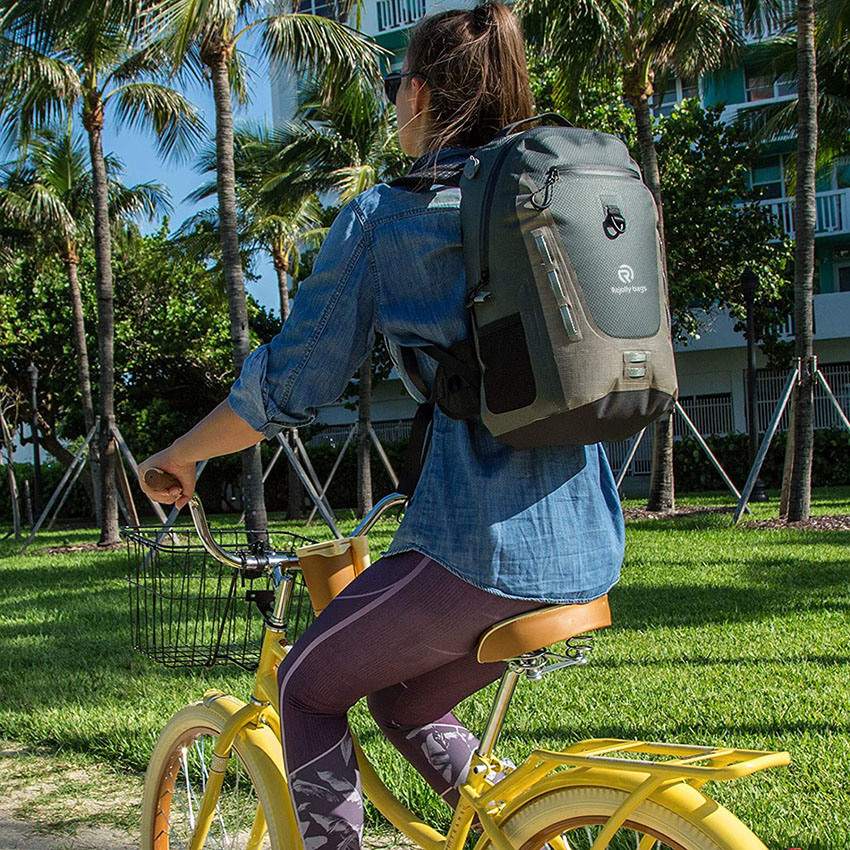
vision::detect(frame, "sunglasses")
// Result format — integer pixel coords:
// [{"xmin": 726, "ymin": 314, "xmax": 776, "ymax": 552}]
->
[{"xmin": 382, "ymin": 71, "xmax": 425, "ymax": 106}]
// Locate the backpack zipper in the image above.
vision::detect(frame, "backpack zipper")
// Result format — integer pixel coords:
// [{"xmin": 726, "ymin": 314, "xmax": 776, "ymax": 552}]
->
[
  {"xmin": 474, "ymin": 151, "xmax": 640, "ymax": 302},
  {"xmin": 475, "ymin": 135, "xmax": 524, "ymax": 296}
]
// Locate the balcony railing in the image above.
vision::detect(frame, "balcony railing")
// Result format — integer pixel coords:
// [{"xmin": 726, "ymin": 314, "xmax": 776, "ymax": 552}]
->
[
  {"xmin": 760, "ymin": 188, "xmax": 850, "ymax": 238},
  {"xmin": 376, "ymin": 0, "xmax": 427, "ymax": 32},
  {"xmin": 739, "ymin": 0, "xmax": 796, "ymax": 42}
]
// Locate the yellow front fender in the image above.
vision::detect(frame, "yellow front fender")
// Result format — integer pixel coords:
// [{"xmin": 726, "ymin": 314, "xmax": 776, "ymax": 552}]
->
[
  {"xmin": 201, "ymin": 691, "xmax": 301, "ymax": 850},
  {"xmin": 141, "ymin": 692, "xmax": 300, "ymax": 850}
]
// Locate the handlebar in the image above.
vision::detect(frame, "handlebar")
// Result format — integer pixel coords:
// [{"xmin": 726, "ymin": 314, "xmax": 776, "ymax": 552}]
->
[{"xmin": 143, "ymin": 468, "xmax": 406, "ymax": 573}]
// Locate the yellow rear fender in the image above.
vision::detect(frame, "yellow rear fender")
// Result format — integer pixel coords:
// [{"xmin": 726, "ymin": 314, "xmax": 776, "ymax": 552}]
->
[{"xmin": 474, "ymin": 767, "xmax": 767, "ymax": 850}]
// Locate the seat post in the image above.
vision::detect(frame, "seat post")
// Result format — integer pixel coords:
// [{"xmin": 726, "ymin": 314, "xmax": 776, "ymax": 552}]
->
[{"xmin": 477, "ymin": 665, "xmax": 521, "ymax": 760}]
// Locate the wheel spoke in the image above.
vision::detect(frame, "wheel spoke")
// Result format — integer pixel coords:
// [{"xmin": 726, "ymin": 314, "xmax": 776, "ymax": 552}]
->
[{"xmin": 152, "ymin": 731, "xmax": 269, "ymax": 850}]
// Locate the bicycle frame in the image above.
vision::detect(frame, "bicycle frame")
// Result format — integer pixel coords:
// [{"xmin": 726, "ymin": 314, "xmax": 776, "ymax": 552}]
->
[{"xmin": 175, "ymin": 492, "xmax": 790, "ymax": 850}]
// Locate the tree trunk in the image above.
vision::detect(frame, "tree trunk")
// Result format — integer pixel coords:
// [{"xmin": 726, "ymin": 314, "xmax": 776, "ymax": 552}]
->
[
  {"xmin": 632, "ymin": 94, "xmax": 675, "ymax": 512},
  {"xmin": 208, "ymin": 50, "xmax": 268, "ymax": 534},
  {"xmin": 357, "ymin": 355, "xmax": 373, "ymax": 519},
  {"xmin": 787, "ymin": 0, "xmax": 818, "ymax": 522},
  {"xmin": 83, "ymin": 99, "xmax": 119, "ymax": 545},
  {"xmin": 64, "ymin": 252, "xmax": 102, "ymax": 524},
  {"xmin": 274, "ymin": 251, "xmax": 291, "ymax": 322},
  {"xmin": 273, "ymin": 248, "xmax": 303, "ymax": 519}
]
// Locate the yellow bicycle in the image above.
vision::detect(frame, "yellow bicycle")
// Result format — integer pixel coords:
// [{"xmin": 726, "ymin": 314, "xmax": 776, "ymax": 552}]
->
[{"xmin": 131, "ymin": 475, "xmax": 789, "ymax": 850}]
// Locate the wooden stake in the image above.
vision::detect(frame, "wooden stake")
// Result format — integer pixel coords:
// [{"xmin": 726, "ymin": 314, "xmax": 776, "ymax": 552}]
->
[
  {"xmin": 114, "ymin": 440, "xmax": 140, "ymax": 527},
  {"xmin": 0, "ymin": 406, "xmax": 21, "ymax": 540}
]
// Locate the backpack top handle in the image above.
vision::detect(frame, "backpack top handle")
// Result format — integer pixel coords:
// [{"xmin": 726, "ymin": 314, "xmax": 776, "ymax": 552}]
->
[{"xmin": 494, "ymin": 113, "xmax": 573, "ymax": 139}]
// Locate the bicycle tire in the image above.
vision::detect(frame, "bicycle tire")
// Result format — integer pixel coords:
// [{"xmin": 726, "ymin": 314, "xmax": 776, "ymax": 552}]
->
[
  {"xmin": 490, "ymin": 781, "xmax": 768, "ymax": 850},
  {"xmin": 141, "ymin": 700, "xmax": 292, "ymax": 850}
]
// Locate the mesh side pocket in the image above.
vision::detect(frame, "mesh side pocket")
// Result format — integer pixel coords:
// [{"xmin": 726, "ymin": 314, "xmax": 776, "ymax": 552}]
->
[{"xmin": 477, "ymin": 314, "xmax": 536, "ymax": 414}]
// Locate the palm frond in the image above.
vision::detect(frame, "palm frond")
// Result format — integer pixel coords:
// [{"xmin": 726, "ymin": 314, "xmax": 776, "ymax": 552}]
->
[
  {"xmin": 146, "ymin": 0, "xmax": 238, "ymax": 65},
  {"xmin": 109, "ymin": 179, "xmax": 172, "ymax": 220},
  {"xmin": 259, "ymin": 12, "xmax": 382, "ymax": 87},
  {"xmin": 106, "ymin": 80, "xmax": 206, "ymax": 159}
]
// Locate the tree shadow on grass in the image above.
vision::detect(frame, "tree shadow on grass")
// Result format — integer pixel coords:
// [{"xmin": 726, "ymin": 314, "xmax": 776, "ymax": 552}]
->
[
  {"xmin": 607, "ymin": 580, "xmax": 849, "ymax": 631},
  {"xmin": 504, "ymin": 717, "xmax": 850, "ymax": 748}
]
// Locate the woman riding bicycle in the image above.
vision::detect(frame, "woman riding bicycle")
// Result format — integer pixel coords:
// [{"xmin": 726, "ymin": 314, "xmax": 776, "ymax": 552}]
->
[{"xmin": 139, "ymin": 4, "xmax": 625, "ymax": 849}]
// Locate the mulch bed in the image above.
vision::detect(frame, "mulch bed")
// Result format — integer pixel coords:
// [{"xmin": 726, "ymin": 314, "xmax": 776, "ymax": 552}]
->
[
  {"xmin": 623, "ymin": 504, "xmax": 849, "ymax": 531},
  {"xmin": 623, "ymin": 505, "xmax": 735, "ymax": 520},
  {"xmin": 741, "ymin": 514, "xmax": 850, "ymax": 532},
  {"xmin": 41, "ymin": 542, "xmax": 124, "ymax": 554}
]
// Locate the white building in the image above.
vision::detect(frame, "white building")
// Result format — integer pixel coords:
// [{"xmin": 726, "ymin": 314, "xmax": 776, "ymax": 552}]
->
[{"xmin": 276, "ymin": 0, "xmax": 850, "ymax": 481}]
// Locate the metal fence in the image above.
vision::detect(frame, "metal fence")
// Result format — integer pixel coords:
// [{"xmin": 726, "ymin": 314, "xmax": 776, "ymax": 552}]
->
[
  {"xmin": 306, "ymin": 365, "xmax": 849, "ymax": 478},
  {"xmin": 755, "ymin": 361, "xmax": 850, "ymax": 432}
]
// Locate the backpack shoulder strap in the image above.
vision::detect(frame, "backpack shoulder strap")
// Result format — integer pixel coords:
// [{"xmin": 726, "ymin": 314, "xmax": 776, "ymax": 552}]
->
[{"xmin": 390, "ymin": 161, "xmax": 465, "ymax": 192}]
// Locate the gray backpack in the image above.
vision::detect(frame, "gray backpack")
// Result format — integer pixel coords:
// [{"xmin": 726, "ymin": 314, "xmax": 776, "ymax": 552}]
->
[{"xmin": 393, "ymin": 115, "xmax": 678, "ymax": 489}]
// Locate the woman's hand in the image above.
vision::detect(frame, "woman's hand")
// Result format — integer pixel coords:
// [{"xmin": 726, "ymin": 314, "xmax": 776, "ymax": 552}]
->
[
  {"xmin": 137, "ymin": 399, "xmax": 265, "ymax": 511},
  {"xmin": 138, "ymin": 448, "xmax": 197, "ymax": 510}
]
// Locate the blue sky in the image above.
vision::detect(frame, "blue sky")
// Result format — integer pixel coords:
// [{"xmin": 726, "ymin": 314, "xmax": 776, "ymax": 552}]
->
[{"xmin": 100, "ymin": 39, "xmax": 282, "ymax": 313}]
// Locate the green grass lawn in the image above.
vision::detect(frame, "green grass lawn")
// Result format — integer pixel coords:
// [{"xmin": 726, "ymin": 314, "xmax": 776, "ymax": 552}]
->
[{"xmin": 1, "ymin": 488, "xmax": 849, "ymax": 849}]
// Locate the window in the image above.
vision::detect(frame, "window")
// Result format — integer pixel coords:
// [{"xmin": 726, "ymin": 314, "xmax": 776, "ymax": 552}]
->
[
  {"xmin": 750, "ymin": 155, "xmax": 786, "ymax": 200},
  {"xmin": 745, "ymin": 66, "xmax": 797, "ymax": 102},
  {"xmin": 836, "ymin": 247, "xmax": 850, "ymax": 292},
  {"xmin": 652, "ymin": 76, "xmax": 698, "ymax": 116}
]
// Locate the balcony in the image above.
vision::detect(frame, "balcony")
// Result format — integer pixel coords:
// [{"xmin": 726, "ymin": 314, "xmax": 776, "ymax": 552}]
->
[
  {"xmin": 374, "ymin": 0, "xmax": 426, "ymax": 33},
  {"xmin": 739, "ymin": 0, "xmax": 796, "ymax": 43},
  {"xmin": 674, "ymin": 292, "xmax": 850, "ymax": 352},
  {"xmin": 760, "ymin": 189, "xmax": 850, "ymax": 238}
]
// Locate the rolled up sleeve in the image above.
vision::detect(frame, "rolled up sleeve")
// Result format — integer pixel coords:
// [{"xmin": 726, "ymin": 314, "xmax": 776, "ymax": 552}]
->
[{"xmin": 227, "ymin": 201, "xmax": 376, "ymax": 439}]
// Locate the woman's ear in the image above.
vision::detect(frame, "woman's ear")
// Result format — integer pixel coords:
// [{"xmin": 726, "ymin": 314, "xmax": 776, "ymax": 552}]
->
[{"xmin": 410, "ymin": 75, "xmax": 430, "ymax": 117}]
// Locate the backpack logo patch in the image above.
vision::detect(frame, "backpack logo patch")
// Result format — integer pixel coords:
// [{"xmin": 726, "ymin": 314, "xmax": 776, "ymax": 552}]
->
[{"xmin": 617, "ymin": 265, "xmax": 634, "ymax": 285}]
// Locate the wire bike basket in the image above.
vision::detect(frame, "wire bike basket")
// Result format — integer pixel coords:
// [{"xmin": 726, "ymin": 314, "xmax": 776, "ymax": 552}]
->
[{"xmin": 123, "ymin": 525, "xmax": 316, "ymax": 670}]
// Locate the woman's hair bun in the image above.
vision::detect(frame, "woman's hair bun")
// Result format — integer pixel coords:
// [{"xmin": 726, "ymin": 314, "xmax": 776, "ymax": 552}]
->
[
  {"xmin": 405, "ymin": 2, "xmax": 534, "ymax": 151},
  {"xmin": 471, "ymin": 2, "xmax": 494, "ymax": 30}
]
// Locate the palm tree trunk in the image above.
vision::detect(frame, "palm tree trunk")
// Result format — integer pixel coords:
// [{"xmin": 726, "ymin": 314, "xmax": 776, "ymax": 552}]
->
[
  {"xmin": 633, "ymin": 94, "xmax": 674, "ymax": 512},
  {"xmin": 272, "ymin": 247, "xmax": 303, "ymax": 518},
  {"xmin": 208, "ymin": 49, "xmax": 268, "ymax": 533},
  {"xmin": 83, "ymin": 100, "xmax": 119, "ymax": 544},
  {"xmin": 357, "ymin": 355, "xmax": 373, "ymax": 519},
  {"xmin": 64, "ymin": 252, "xmax": 102, "ymax": 525},
  {"xmin": 273, "ymin": 252, "xmax": 291, "ymax": 322},
  {"xmin": 788, "ymin": 0, "xmax": 818, "ymax": 522}
]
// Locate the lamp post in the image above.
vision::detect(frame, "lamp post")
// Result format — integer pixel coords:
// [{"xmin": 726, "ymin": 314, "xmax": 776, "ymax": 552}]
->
[{"xmin": 740, "ymin": 267, "xmax": 768, "ymax": 502}]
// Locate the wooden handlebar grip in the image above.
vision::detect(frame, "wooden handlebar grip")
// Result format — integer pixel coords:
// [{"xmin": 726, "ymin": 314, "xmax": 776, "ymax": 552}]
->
[{"xmin": 144, "ymin": 468, "xmax": 180, "ymax": 490}]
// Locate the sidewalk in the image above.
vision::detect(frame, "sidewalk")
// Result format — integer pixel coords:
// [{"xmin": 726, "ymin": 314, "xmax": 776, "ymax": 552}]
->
[{"xmin": 0, "ymin": 741, "xmax": 138, "ymax": 850}]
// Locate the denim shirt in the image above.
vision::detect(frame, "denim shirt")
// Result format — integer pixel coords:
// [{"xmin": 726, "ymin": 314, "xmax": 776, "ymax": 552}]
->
[{"xmin": 228, "ymin": 149, "xmax": 625, "ymax": 604}]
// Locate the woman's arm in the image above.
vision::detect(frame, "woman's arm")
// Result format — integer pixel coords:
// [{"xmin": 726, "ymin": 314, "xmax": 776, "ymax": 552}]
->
[
  {"xmin": 138, "ymin": 199, "xmax": 376, "ymax": 510},
  {"xmin": 138, "ymin": 400, "xmax": 264, "ymax": 509}
]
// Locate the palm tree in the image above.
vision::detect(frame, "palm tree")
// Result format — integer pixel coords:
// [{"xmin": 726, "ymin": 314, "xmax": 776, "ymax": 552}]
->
[
  {"xmin": 519, "ymin": 0, "xmax": 742, "ymax": 511},
  {"xmin": 187, "ymin": 124, "xmax": 328, "ymax": 321},
  {"xmin": 0, "ymin": 2, "xmax": 204, "ymax": 543},
  {"xmin": 0, "ymin": 126, "xmax": 169, "ymax": 523},
  {"xmin": 148, "ymin": 0, "xmax": 381, "ymax": 532},
  {"xmin": 270, "ymin": 74, "xmax": 407, "ymax": 516},
  {"xmin": 181, "ymin": 125, "xmax": 328, "ymax": 518},
  {"xmin": 733, "ymin": 0, "xmax": 823, "ymax": 520},
  {"xmin": 786, "ymin": 0, "xmax": 818, "ymax": 521}
]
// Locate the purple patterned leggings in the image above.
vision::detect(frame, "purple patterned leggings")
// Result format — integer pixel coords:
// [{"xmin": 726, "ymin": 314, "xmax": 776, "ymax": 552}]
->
[{"xmin": 277, "ymin": 551, "xmax": 544, "ymax": 850}]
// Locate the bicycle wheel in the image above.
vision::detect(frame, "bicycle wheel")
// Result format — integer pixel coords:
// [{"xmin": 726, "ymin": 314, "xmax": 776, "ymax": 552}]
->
[
  {"xmin": 141, "ymin": 702, "xmax": 291, "ymax": 850},
  {"xmin": 493, "ymin": 783, "xmax": 768, "ymax": 850}
]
